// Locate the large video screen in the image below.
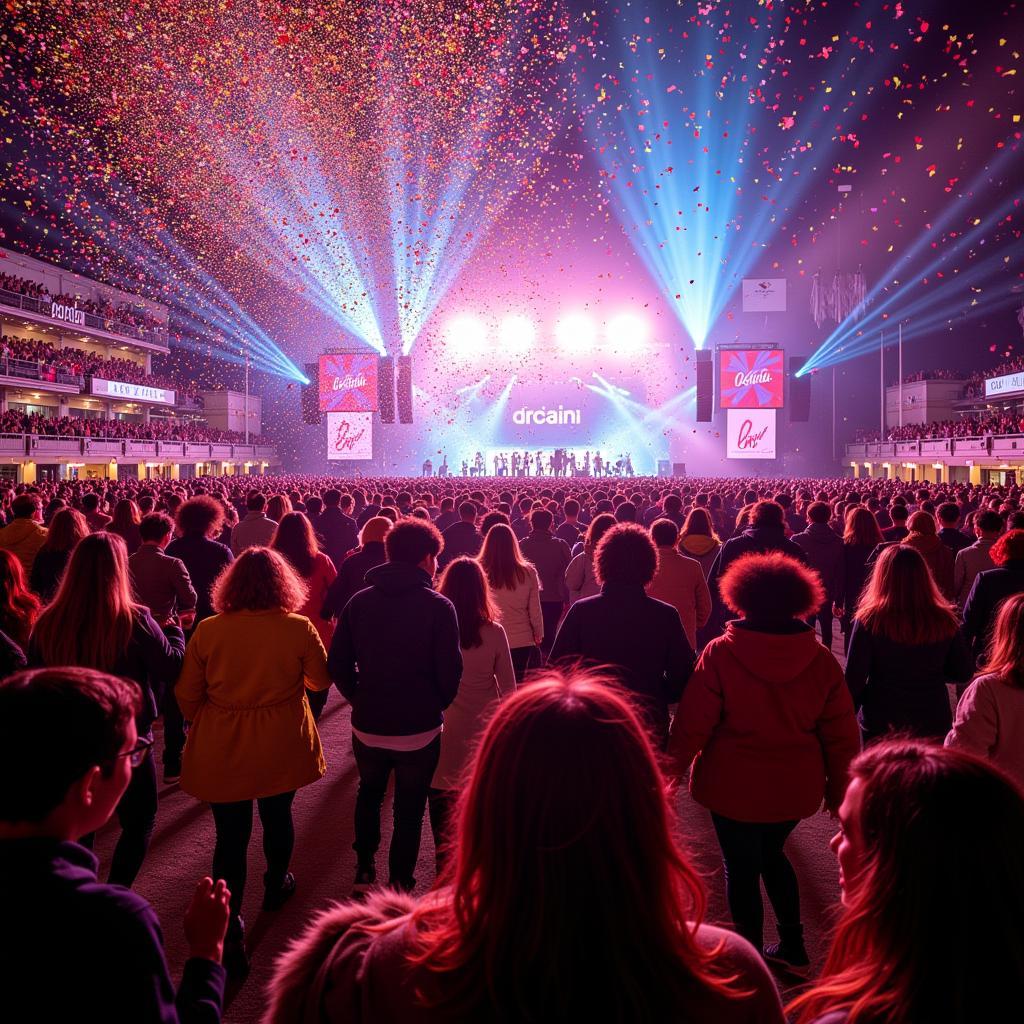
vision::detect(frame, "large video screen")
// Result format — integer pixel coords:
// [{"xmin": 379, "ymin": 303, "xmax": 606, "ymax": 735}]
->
[
  {"xmin": 719, "ymin": 348, "xmax": 784, "ymax": 409},
  {"xmin": 319, "ymin": 352, "xmax": 378, "ymax": 412}
]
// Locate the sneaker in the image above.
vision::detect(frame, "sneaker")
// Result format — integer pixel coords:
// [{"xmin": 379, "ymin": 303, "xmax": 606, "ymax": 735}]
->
[
  {"xmin": 163, "ymin": 762, "xmax": 181, "ymax": 785},
  {"xmin": 350, "ymin": 864, "xmax": 376, "ymax": 901},
  {"xmin": 763, "ymin": 939, "xmax": 811, "ymax": 978},
  {"xmin": 262, "ymin": 871, "xmax": 297, "ymax": 912}
]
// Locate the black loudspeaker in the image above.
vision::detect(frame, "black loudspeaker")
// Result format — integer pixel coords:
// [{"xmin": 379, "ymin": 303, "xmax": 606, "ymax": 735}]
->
[
  {"xmin": 301, "ymin": 363, "xmax": 321, "ymax": 425},
  {"xmin": 378, "ymin": 356, "xmax": 395, "ymax": 424},
  {"xmin": 789, "ymin": 356, "xmax": 811, "ymax": 422},
  {"xmin": 695, "ymin": 350, "xmax": 713, "ymax": 422},
  {"xmin": 397, "ymin": 355, "xmax": 413, "ymax": 424},
  {"xmin": 672, "ymin": 462, "xmax": 687, "ymax": 477}
]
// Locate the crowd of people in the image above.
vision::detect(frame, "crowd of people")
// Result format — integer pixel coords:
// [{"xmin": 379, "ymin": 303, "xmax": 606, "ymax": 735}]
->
[
  {"xmin": 0, "ymin": 269, "xmax": 168, "ymax": 335},
  {"xmin": 0, "ymin": 410, "xmax": 267, "ymax": 445},
  {"xmin": 856, "ymin": 409, "xmax": 1024, "ymax": 442},
  {"xmin": 1, "ymin": 472, "xmax": 1023, "ymax": 1022}
]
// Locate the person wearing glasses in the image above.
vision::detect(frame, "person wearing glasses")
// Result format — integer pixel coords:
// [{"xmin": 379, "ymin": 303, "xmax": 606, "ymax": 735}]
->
[
  {"xmin": 0, "ymin": 667, "xmax": 230, "ymax": 1023},
  {"xmin": 28, "ymin": 532, "xmax": 185, "ymax": 888}
]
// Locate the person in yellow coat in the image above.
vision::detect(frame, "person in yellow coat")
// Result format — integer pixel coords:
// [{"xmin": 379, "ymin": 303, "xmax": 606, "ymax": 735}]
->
[{"xmin": 176, "ymin": 546, "xmax": 330, "ymax": 978}]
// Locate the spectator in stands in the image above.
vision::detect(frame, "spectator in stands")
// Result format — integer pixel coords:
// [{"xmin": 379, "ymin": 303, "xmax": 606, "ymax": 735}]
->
[
  {"xmin": 551, "ymin": 524, "xmax": 695, "ymax": 746},
  {"xmin": 320, "ymin": 516, "xmax": 391, "ymax": 623},
  {"xmin": 679, "ymin": 506, "xmax": 721, "ymax": 578},
  {"xmin": 29, "ymin": 533, "xmax": 185, "ymax": 886},
  {"xmin": 80, "ymin": 491, "xmax": 111, "ymax": 532},
  {"xmin": 478, "ymin": 523, "xmax": 544, "ymax": 683},
  {"xmin": 230, "ymin": 491, "xmax": 277, "ymax": 555},
  {"xmin": 0, "ymin": 492, "xmax": 48, "ymax": 578},
  {"xmin": 564, "ymin": 512, "xmax": 616, "ymax": 606},
  {"xmin": 788, "ymin": 741, "xmax": 1024, "ymax": 1024},
  {"xmin": 438, "ymin": 501, "xmax": 483, "ymax": 570},
  {"xmin": 176, "ymin": 547, "xmax": 331, "ymax": 977},
  {"xmin": 264, "ymin": 672, "xmax": 785, "ymax": 1024},
  {"xmin": 845, "ymin": 546, "xmax": 972, "ymax": 744},
  {"xmin": 900, "ymin": 510, "xmax": 956, "ymax": 598},
  {"xmin": 836, "ymin": 506, "xmax": 885, "ymax": 653},
  {"xmin": 29, "ymin": 507, "xmax": 88, "ymax": 602},
  {"xmin": 881, "ymin": 502, "xmax": 910, "ymax": 542},
  {"xmin": 671, "ymin": 552, "xmax": 859, "ymax": 973},
  {"xmin": 946, "ymin": 593, "xmax": 1024, "ymax": 787},
  {"xmin": 328, "ymin": 519, "xmax": 461, "ymax": 898},
  {"xmin": 953, "ymin": 509, "xmax": 1003, "ymax": 609},
  {"xmin": 271, "ymin": 512, "xmax": 338, "ymax": 721},
  {"xmin": 0, "ymin": 667, "xmax": 229, "ymax": 1023},
  {"xmin": 792, "ymin": 502, "xmax": 845, "ymax": 651},
  {"xmin": 962, "ymin": 529, "xmax": 1024, "ymax": 662},
  {"xmin": 428, "ymin": 557, "xmax": 515, "ymax": 868},
  {"xmin": 647, "ymin": 518, "xmax": 711, "ymax": 651},
  {"xmin": 519, "ymin": 507, "xmax": 572, "ymax": 655},
  {"xmin": 936, "ymin": 501, "xmax": 971, "ymax": 556},
  {"xmin": 317, "ymin": 488, "xmax": 358, "ymax": 570},
  {"xmin": 110, "ymin": 498, "xmax": 143, "ymax": 556},
  {"xmin": 128, "ymin": 513, "xmax": 197, "ymax": 629},
  {"xmin": 0, "ymin": 548, "xmax": 40, "ymax": 650}
]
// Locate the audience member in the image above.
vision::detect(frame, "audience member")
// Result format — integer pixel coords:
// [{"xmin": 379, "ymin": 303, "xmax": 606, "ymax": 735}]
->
[
  {"xmin": 109, "ymin": 498, "xmax": 143, "ymax": 556},
  {"xmin": 317, "ymin": 489, "xmax": 358, "ymax": 570},
  {"xmin": 0, "ymin": 492, "xmax": 48, "ymax": 577},
  {"xmin": 962, "ymin": 529, "xmax": 1024, "ymax": 662},
  {"xmin": 564, "ymin": 511, "xmax": 616, "ymax": 606},
  {"xmin": 320, "ymin": 515, "xmax": 391, "ymax": 621},
  {"xmin": 29, "ymin": 506, "xmax": 88, "ymax": 601},
  {"xmin": 679, "ymin": 505, "xmax": 721, "ymax": 578},
  {"xmin": 129, "ymin": 513, "xmax": 198, "ymax": 629},
  {"xmin": 647, "ymin": 517, "xmax": 712, "ymax": 650},
  {"xmin": 836, "ymin": 506, "xmax": 884, "ymax": 652},
  {"xmin": 953, "ymin": 508, "xmax": 1002, "ymax": 609},
  {"xmin": 0, "ymin": 547, "xmax": 40, "ymax": 650},
  {"xmin": 901, "ymin": 510, "xmax": 955, "ymax": 598},
  {"xmin": 792, "ymin": 502, "xmax": 845, "ymax": 650},
  {"xmin": 518, "ymin": 507, "xmax": 572, "ymax": 655}
]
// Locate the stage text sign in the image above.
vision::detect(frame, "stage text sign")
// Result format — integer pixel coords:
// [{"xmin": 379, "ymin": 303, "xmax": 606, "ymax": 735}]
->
[
  {"xmin": 319, "ymin": 352, "xmax": 379, "ymax": 412},
  {"xmin": 985, "ymin": 371, "xmax": 1024, "ymax": 399},
  {"xmin": 90, "ymin": 378, "xmax": 176, "ymax": 406},
  {"xmin": 719, "ymin": 349, "xmax": 784, "ymax": 409},
  {"xmin": 726, "ymin": 409, "xmax": 777, "ymax": 460},
  {"xmin": 327, "ymin": 411, "xmax": 373, "ymax": 460}
]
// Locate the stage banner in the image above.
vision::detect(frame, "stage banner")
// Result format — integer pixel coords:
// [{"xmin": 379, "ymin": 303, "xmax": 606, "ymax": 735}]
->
[
  {"xmin": 719, "ymin": 348, "xmax": 785, "ymax": 408},
  {"xmin": 319, "ymin": 352, "xmax": 379, "ymax": 412},
  {"xmin": 742, "ymin": 278, "xmax": 787, "ymax": 313},
  {"xmin": 726, "ymin": 408, "xmax": 777, "ymax": 460},
  {"xmin": 326, "ymin": 411, "xmax": 373, "ymax": 460}
]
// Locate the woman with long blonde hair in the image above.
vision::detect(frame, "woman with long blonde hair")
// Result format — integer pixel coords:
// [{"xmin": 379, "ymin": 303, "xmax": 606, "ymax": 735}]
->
[
  {"xmin": 29, "ymin": 532, "xmax": 185, "ymax": 886},
  {"xmin": 845, "ymin": 545, "xmax": 972, "ymax": 743}
]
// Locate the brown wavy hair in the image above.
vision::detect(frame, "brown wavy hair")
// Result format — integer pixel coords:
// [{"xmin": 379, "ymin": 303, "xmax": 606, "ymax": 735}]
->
[
  {"xmin": 439, "ymin": 557, "xmax": 498, "ymax": 650},
  {"xmin": 981, "ymin": 592, "xmax": 1024, "ymax": 689},
  {"xmin": 211, "ymin": 547, "xmax": 307, "ymax": 614},
  {"xmin": 844, "ymin": 506, "xmax": 884, "ymax": 548}
]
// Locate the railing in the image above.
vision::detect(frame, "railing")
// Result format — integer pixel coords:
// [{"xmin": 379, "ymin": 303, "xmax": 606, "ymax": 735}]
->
[
  {"xmin": 845, "ymin": 435, "xmax": 1024, "ymax": 460},
  {"xmin": 0, "ymin": 434, "xmax": 279, "ymax": 460},
  {"xmin": 0, "ymin": 354, "xmax": 83, "ymax": 388},
  {"xmin": 0, "ymin": 286, "xmax": 169, "ymax": 347}
]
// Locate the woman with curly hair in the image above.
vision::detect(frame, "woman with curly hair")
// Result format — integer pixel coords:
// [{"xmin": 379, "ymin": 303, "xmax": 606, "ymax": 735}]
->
[
  {"xmin": 176, "ymin": 546, "xmax": 331, "ymax": 977},
  {"xmin": 670, "ymin": 551, "xmax": 860, "ymax": 975},
  {"xmin": 789, "ymin": 740, "xmax": 1024, "ymax": 1024}
]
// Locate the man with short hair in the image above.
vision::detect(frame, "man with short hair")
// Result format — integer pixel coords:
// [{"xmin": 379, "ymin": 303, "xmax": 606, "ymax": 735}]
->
[
  {"xmin": 80, "ymin": 491, "xmax": 112, "ymax": 532},
  {"xmin": 519, "ymin": 507, "xmax": 573, "ymax": 654},
  {"xmin": 438, "ymin": 501, "xmax": 482, "ymax": 569},
  {"xmin": 433, "ymin": 496, "xmax": 458, "ymax": 533},
  {"xmin": 0, "ymin": 492, "xmax": 47, "ymax": 577},
  {"xmin": 229, "ymin": 491, "xmax": 277, "ymax": 555},
  {"xmin": 318, "ymin": 488, "xmax": 358, "ymax": 569},
  {"xmin": 792, "ymin": 502, "xmax": 845, "ymax": 650},
  {"xmin": 554, "ymin": 498, "xmax": 583, "ymax": 545},
  {"xmin": 0, "ymin": 666, "xmax": 229, "ymax": 1021},
  {"xmin": 953, "ymin": 510, "xmax": 1003, "ymax": 610},
  {"xmin": 129, "ymin": 513, "xmax": 198, "ymax": 628},
  {"xmin": 937, "ymin": 502, "xmax": 971, "ymax": 556},
  {"xmin": 328, "ymin": 519, "xmax": 461, "ymax": 897},
  {"xmin": 881, "ymin": 503, "xmax": 911, "ymax": 542}
]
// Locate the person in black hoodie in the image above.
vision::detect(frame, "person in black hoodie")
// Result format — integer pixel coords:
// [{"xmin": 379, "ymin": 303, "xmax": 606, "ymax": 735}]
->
[
  {"xmin": 706, "ymin": 501, "xmax": 808, "ymax": 639},
  {"xmin": 318, "ymin": 488, "xmax": 358, "ymax": 571},
  {"xmin": 328, "ymin": 518, "xmax": 462, "ymax": 897},
  {"xmin": 963, "ymin": 528, "xmax": 1024, "ymax": 663},
  {"xmin": 792, "ymin": 502, "xmax": 845, "ymax": 651},
  {"xmin": 0, "ymin": 666, "xmax": 228, "ymax": 1023},
  {"xmin": 320, "ymin": 516, "xmax": 392, "ymax": 621},
  {"xmin": 29, "ymin": 533, "xmax": 185, "ymax": 887}
]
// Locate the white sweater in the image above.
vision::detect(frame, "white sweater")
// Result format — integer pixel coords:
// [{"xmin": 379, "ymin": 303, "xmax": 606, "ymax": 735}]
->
[
  {"xmin": 946, "ymin": 672, "xmax": 1024, "ymax": 789},
  {"xmin": 489, "ymin": 567, "xmax": 544, "ymax": 649}
]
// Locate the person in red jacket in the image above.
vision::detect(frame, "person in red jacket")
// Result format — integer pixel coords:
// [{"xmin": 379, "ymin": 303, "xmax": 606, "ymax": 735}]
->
[{"xmin": 670, "ymin": 551, "xmax": 860, "ymax": 976}]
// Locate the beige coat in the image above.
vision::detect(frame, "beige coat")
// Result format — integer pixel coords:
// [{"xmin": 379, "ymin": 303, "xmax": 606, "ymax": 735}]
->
[{"xmin": 647, "ymin": 547, "xmax": 712, "ymax": 649}]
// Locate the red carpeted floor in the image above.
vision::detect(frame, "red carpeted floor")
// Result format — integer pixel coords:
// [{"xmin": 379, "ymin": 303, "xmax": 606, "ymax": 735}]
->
[{"xmin": 94, "ymin": 681, "xmax": 846, "ymax": 1022}]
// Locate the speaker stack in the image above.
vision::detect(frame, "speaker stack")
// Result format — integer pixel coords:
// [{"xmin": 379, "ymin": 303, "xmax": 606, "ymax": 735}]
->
[
  {"xmin": 378, "ymin": 356, "xmax": 395, "ymax": 424},
  {"xmin": 695, "ymin": 349, "xmax": 714, "ymax": 422},
  {"xmin": 397, "ymin": 355, "xmax": 413, "ymax": 424},
  {"xmin": 300, "ymin": 363, "xmax": 321, "ymax": 425},
  {"xmin": 789, "ymin": 356, "xmax": 811, "ymax": 422}
]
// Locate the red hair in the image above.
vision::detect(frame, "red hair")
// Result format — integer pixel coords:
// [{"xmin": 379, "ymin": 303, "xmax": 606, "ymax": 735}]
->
[
  {"xmin": 407, "ymin": 671, "xmax": 745, "ymax": 1019},
  {"xmin": 991, "ymin": 528, "xmax": 1024, "ymax": 566},
  {"xmin": 0, "ymin": 549, "xmax": 40, "ymax": 648}
]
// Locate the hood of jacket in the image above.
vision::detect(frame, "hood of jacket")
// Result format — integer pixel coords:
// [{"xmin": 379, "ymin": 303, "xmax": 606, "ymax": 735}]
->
[
  {"xmin": 680, "ymin": 534, "xmax": 718, "ymax": 557},
  {"xmin": 363, "ymin": 561, "xmax": 433, "ymax": 595},
  {"xmin": 264, "ymin": 890, "xmax": 417, "ymax": 1024},
  {"xmin": 722, "ymin": 621, "xmax": 822, "ymax": 683}
]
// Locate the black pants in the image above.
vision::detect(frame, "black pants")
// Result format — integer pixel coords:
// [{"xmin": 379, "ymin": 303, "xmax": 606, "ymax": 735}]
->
[
  {"xmin": 539, "ymin": 601, "xmax": 564, "ymax": 655},
  {"xmin": 161, "ymin": 686, "xmax": 185, "ymax": 768},
  {"xmin": 307, "ymin": 687, "xmax": 330, "ymax": 721},
  {"xmin": 210, "ymin": 790, "xmax": 296, "ymax": 921},
  {"xmin": 427, "ymin": 787, "xmax": 458, "ymax": 874},
  {"xmin": 710, "ymin": 814, "xmax": 800, "ymax": 949},
  {"xmin": 807, "ymin": 609, "xmax": 835, "ymax": 651},
  {"xmin": 81, "ymin": 749, "xmax": 158, "ymax": 888},
  {"xmin": 352, "ymin": 735, "xmax": 440, "ymax": 890},
  {"xmin": 510, "ymin": 644, "xmax": 542, "ymax": 683}
]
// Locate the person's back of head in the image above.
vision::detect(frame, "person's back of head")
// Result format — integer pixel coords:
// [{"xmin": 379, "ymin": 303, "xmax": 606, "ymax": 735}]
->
[
  {"xmin": 564, "ymin": 499, "xmax": 580, "ymax": 519},
  {"xmin": 11, "ymin": 493, "xmax": 41, "ymax": 520},
  {"xmin": 80, "ymin": 492, "xmax": 100, "ymax": 514},
  {"xmin": 176, "ymin": 495, "xmax": 224, "ymax": 540},
  {"xmin": 529, "ymin": 507, "xmax": 553, "ymax": 533},
  {"xmin": 937, "ymin": 502, "xmax": 960, "ymax": 527},
  {"xmin": 595, "ymin": 523, "xmax": 657, "ymax": 587},
  {"xmin": 806, "ymin": 501, "xmax": 831, "ymax": 526},
  {"xmin": 991, "ymin": 528, "xmax": 1024, "ymax": 566},
  {"xmin": 749, "ymin": 500, "xmax": 785, "ymax": 530},
  {"xmin": 650, "ymin": 518, "xmax": 679, "ymax": 549},
  {"xmin": 906, "ymin": 510, "xmax": 937, "ymax": 537},
  {"xmin": 614, "ymin": 501, "xmax": 637, "ymax": 524},
  {"xmin": 975, "ymin": 510, "xmax": 1004, "ymax": 538},
  {"xmin": 385, "ymin": 518, "xmax": 443, "ymax": 566},
  {"xmin": 322, "ymin": 488, "xmax": 341, "ymax": 509},
  {"xmin": 439, "ymin": 497, "xmax": 455, "ymax": 513},
  {"xmin": 246, "ymin": 491, "xmax": 266, "ymax": 513},
  {"xmin": 718, "ymin": 551, "xmax": 823, "ymax": 625},
  {"xmin": 409, "ymin": 670, "xmax": 735, "ymax": 1019},
  {"xmin": 212, "ymin": 546, "xmax": 307, "ymax": 613},
  {"xmin": 890, "ymin": 504, "xmax": 909, "ymax": 524},
  {"xmin": 138, "ymin": 512, "xmax": 174, "ymax": 546},
  {"xmin": 459, "ymin": 501, "xmax": 477, "ymax": 524},
  {"xmin": 789, "ymin": 740, "xmax": 1024, "ymax": 1024},
  {"xmin": 480, "ymin": 510, "xmax": 510, "ymax": 536},
  {"xmin": 663, "ymin": 494, "xmax": 682, "ymax": 516}
]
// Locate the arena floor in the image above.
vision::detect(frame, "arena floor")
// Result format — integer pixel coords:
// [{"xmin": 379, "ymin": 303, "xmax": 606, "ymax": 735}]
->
[{"xmin": 95, "ymin": 630, "xmax": 849, "ymax": 1021}]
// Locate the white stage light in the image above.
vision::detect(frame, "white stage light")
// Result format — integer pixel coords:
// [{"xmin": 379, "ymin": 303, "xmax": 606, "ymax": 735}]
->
[
  {"xmin": 607, "ymin": 312, "xmax": 649, "ymax": 354},
  {"xmin": 556, "ymin": 313, "xmax": 596, "ymax": 353},
  {"xmin": 446, "ymin": 315, "xmax": 487, "ymax": 358},
  {"xmin": 498, "ymin": 315, "xmax": 535, "ymax": 354}
]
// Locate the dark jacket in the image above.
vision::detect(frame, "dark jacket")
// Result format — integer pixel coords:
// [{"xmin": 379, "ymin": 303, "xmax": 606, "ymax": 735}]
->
[
  {"xmin": 129, "ymin": 544, "xmax": 198, "ymax": 623},
  {"xmin": 938, "ymin": 527, "xmax": 972, "ymax": 556},
  {"xmin": 519, "ymin": 529, "xmax": 573, "ymax": 603},
  {"xmin": 792, "ymin": 523, "xmax": 845, "ymax": 603},
  {"xmin": 881, "ymin": 524, "xmax": 909, "ymax": 543},
  {"xmin": 845, "ymin": 620, "xmax": 973, "ymax": 741},
  {"xmin": 29, "ymin": 609, "xmax": 185, "ymax": 739},
  {"xmin": 328, "ymin": 562, "xmax": 462, "ymax": 735},
  {"xmin": 318, "ymin": 507, "xmax": 358, "ymax": 569},
  {"xmin": 549, "ymin": 583, "xmax": 696, "ymax": 736},
  {"xmin": 962, "ymin": 560, "xmax": 1024, "ymax": 661},
  {"xmin": 165, "ymin": 536, "xmax": 234, "ymax": 623},
  {"xmin": 28, "ymin": 547, "xmax": 71, "ymax": 602},
  {"xmin": 438, "ymin": 520, "xmax": 482, "ymax": 569},
  {"xmin": 0, "ymin": 839, "xmax": 224, "ymax": 1024},
  {"xmin": 320, "ymin": 542, "xmax": 387, "ymax": 621},
  {"xmin": 838, "ymin": 542, "xmax": 875, "ymax": 620}
]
